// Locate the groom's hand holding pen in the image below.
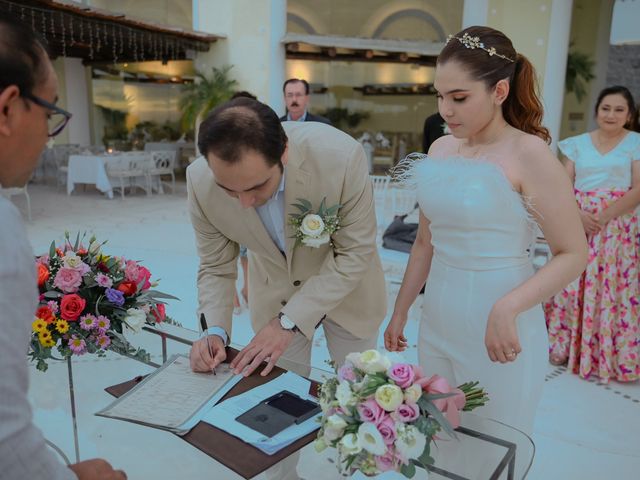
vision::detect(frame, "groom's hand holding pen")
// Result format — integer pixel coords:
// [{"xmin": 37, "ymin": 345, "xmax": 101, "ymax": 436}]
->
[{"xmin": 189, "ymin": 314, "xmax": 227, "ymax": 372}]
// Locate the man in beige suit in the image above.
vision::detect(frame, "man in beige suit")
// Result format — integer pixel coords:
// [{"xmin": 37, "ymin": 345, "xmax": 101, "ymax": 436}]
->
[{"xmin": 188, "ymin": 97, "xmax": 386, "ymax": 378}]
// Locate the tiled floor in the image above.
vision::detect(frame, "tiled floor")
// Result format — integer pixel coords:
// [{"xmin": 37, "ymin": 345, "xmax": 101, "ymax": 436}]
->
[{"xmin": 14, "ymin": 182, "xmax": 640, "ymax": 479}]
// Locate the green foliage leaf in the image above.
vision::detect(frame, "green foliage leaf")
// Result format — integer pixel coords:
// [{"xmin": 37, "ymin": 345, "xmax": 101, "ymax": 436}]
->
[
  {"xmin": 400, "ymin": 462, "xmax": 416, "ymax": 478},
  {"xmin": 418, "ymin": 396, "xmax": 458, "ymax": 439}
]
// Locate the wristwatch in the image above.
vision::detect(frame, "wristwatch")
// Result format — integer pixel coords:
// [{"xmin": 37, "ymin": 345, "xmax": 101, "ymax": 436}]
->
[{"xmin": 278, "ymin": 312, "xmax": 300, "ymax": 333}]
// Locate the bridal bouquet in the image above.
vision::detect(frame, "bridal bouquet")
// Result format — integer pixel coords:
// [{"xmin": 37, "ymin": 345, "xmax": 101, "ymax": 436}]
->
[
  {"xmin": 315, "ymin": 350, "xmax": 488, "ymax": 478},
  {"xmin": 29, "ymin": 232, "xmax": 178, "ymax": 372}
]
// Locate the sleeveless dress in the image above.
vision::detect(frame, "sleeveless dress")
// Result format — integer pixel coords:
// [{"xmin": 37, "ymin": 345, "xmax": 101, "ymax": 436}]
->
[
  {"xmin": 408, "ymin": 155, "xmax": 548, "ymax": 436},
  {"xmin": 544, "ymin": 132, "xmax": 640, "ymax": 383}
]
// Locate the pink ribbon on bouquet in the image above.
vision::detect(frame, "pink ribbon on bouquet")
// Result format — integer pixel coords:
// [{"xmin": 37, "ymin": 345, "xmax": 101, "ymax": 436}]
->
[{"xmin": 417, "ymin": 374, "xmax": 466, "ymax": 429}]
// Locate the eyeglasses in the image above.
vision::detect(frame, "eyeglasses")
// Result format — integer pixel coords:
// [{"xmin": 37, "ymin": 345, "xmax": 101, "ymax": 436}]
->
[{"xmin": 22, "ymin": 92, "xmax": 72, "ymax": 137}]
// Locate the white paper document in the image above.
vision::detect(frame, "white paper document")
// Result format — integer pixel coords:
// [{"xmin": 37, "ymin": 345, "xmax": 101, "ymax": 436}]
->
[
  {"xmin": 202, "ymin": 371, "xmax": 321, "ymax": 455},
  {"xmin": 97, "ymin": 354, "xmax": 242, "ymax": 435}
]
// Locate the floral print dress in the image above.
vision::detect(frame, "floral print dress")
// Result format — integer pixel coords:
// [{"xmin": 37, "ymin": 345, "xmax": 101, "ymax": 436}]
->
[{"xmin": 544, "ymin": 131, "xmax": 640, "ymax": 383}]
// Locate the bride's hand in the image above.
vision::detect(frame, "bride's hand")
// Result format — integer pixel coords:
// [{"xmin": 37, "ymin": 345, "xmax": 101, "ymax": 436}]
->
[
  {"xmin": 384, "ymin": 312, "xmax": 408, "ymax": 352},
  {"xmin": 485, "ymin": 300, "xmax": 521, "ymax": 363}
]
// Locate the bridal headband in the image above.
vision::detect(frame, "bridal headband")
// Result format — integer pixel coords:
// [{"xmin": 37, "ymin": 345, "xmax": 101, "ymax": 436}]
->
[{"xmin": 446, "ymin": 32, "xmax": 515, "ymax": 63}]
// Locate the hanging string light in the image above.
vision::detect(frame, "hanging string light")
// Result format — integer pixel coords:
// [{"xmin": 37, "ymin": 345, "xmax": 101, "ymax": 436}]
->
[{"xmin": 60, "ymin": 11, "xmax": 66, "ymax": 57}]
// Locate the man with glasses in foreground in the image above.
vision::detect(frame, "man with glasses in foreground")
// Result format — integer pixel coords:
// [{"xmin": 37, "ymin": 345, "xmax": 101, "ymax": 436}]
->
[{"xmin": 0, "ymin": 12, "xmax": 125, "ymax": 480}]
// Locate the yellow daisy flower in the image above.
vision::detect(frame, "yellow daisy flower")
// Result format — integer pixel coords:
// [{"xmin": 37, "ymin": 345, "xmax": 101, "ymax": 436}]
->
[
  {"xmin": 38, "ymin": 330, "xmax": 53, "ymax": 347},
  {"xmin": 55, "ymin": 319, "xmax": 69, "ymax": 334},
  {"xmin": 32, "ymin": 318, "xmax": 47, "ymax": 333}
]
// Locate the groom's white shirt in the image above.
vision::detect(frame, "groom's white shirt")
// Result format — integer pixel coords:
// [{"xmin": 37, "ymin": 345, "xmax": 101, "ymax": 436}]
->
[{"xmin": 255, "ymin": 168, "xmax": 286, "ymax": 253}]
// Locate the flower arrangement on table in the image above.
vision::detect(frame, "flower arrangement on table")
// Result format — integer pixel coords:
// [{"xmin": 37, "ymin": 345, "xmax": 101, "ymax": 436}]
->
[
  {"xmin": 315, "ymin": 350, "xmax": 489, "ymax": 478},
  {"xmin": 30, "ymin": 232, "xmax": 179, "ymax": 372},
  {"xmin": 289, "ymin": 197, "xmax": 341, "ymax": 248}
]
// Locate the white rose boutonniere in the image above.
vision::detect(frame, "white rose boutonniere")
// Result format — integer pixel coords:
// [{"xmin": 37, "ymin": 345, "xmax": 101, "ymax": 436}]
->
[{"xmin": 289, "ymin": 197, "xmax": 341, "ymax": 249}]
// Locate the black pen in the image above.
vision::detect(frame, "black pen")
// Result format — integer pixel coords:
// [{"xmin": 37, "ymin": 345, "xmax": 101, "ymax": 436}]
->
[{"xmin": 199, "ymin": 313, "xmax": 216, "ymax": 375}]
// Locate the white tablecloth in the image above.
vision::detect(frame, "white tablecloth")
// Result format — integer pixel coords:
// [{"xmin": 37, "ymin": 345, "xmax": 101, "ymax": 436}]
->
[{"xmin": 67, "ymin": 154, "xmax": 113, "ymax": 199}]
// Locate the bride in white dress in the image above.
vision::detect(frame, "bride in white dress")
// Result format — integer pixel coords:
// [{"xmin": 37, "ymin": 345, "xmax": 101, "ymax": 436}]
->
[{"xmin": 384, "ymin": 26, "xmax": 588, "ymax": 435}]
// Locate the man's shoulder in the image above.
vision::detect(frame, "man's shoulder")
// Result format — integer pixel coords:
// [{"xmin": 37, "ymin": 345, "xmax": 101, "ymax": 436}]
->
[
  {"xmin": 285, "ymin": 122, "xmax": 359, "ymax": 156},
  {"xmin": 305, "ymin": 113, "xmax": 332, "ymax": 125}
]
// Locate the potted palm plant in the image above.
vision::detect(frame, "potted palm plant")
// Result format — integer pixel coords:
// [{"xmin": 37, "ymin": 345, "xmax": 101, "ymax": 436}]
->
[{"xmin": 179, "ymin": 65, "xmax": 238, "ymax": 143}]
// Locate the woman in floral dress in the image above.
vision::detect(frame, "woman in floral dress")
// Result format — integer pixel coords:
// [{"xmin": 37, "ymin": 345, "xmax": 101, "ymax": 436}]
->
[{"xmin": 545, "ymin": 85, "xmax": 640, "ymax": 383}]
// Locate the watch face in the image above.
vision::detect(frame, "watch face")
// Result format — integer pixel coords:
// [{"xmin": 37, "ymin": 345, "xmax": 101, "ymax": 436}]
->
[{"xmin": 279, "ymin": 314, "xmax": 295, "ymax": 330}]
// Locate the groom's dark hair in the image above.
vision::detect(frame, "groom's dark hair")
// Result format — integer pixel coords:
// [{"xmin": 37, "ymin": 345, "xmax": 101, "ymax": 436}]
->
[{"xmin": 198, "ymin": 97, "xmax": 288, "ymax": 168}]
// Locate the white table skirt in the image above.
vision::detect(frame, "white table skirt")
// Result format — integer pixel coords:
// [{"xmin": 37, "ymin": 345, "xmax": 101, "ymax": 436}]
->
[{"xmin": 67, "ymin": 154, "xmax": 113, "ymax": 198}]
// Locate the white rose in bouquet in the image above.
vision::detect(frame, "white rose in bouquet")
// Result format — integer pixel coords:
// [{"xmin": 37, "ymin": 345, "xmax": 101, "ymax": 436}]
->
[
  {"xmin": 324, "ymin": 414, "xmax": 348, "ymax": 441},
  {"xmin": 356, "ymin": 349, "xmax": 392, "ymax": 374},
  {"xmin": 395, "ymin": 424, "xmax": 427, "ymax": 459},
  {"xmin": 375, "ymin": 384, "xmax": 404, "ymax": 412},
  {"xmin": 336, "ymin": 381, "xmax": 357, "ymax": 409},
  {"xmin": 357, "ymin": 422, "xmax": 386, "ymax": 455},
  {"xmin": 339, "ymin": 433, "xmax": 362, "ymax": 456}
]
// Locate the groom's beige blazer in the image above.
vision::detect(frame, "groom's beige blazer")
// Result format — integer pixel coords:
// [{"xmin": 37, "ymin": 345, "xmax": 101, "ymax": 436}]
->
[{"xmin": 187, "ymin": 121, "xmax": 386, "ymax": 341}]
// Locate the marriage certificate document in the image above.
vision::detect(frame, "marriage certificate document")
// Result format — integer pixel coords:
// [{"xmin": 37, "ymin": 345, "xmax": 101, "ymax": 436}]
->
[{"xmin": 97, "ymin": 354, "xmax": 241, "ymax": 435}]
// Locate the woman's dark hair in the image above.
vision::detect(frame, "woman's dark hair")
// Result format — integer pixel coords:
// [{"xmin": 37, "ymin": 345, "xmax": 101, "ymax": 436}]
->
[
  {"xmin": 0, "ymin": 11, "xmax": 49, "ymax": 96},
  {"xmin": 594, "ymin": 85, "xmax": 639, "ymax": 131},
  {"xmin": 438, "ymin": 26, "xmax": 551, "ymax": 144},
  {"xmin": 197, "ymin": 97, "xmax": 288, "ymax": 168}
]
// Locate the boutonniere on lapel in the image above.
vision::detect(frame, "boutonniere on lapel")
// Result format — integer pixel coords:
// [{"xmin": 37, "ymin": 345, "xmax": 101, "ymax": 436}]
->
[{"xmin": 289, "ymin": 197, "xmax": 341, "ymax": 248}]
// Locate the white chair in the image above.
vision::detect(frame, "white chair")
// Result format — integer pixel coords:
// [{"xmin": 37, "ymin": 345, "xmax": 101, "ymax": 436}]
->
[
  {"xmin": 390, "ymin": 186, "xmax": 418, "ymax": 218},
  {"xmin": 147, "ymin": 150, "xmax": 177, "ymax": 194},
  {"xmin": 370, "ymin": 175, "xmax": 391, "ymax": 236},
  {"xmin": 105, "ymin": 153, "xmax": 152, "ymax": 199},
  {"xmin": 1, "ymin": 185, "xmax": 31, "ymax": 221}
]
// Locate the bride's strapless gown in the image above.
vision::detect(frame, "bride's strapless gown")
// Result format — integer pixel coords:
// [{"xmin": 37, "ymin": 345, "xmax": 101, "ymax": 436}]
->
[{"xmin": 413, "ymin": 156, "xmax": 548, "ymax": 435}]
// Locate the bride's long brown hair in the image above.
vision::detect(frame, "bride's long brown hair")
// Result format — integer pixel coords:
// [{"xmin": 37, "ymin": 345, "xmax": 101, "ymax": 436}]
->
[{"xmin": 438, "ymin": 26, "xmax": 551, "ymax": 144}]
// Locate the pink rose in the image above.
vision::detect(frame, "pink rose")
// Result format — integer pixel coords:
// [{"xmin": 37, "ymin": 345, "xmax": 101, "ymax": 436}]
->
[
  {"xmin": 124, "ymin": 261, "xmax": 152, "ymax": 290},
  {"xmin": 95, "ymin": 273, "xmax": 113, "ymax": 288},
  {"xmin": 124, "ymin": 260, "xmax": 140, "ymax": 282},
  {"xmin": 392, "ymin": 403, "xmax": 420, "ymax": 423},
  {"xmin": 387, "ymin": 363, "xmax": 416, "ymax": 388},
  {"xmin": 136, "ymin": 266, "xmax": 152, "ymax": 290},
  {"xmin": 357, "ymin": 398, "xmax": 385, "ymax": 425},
  {"xmin": 375, "ymin": 450, "xmax": 398, "ymax": 472},
  {"xmin": 53, "ymin": 267, "xmax": 83, "ymax": 293},
  {"xmin": 338, "ymin": 364, "xmax": 356, "ymax": 382},
  {"xmin": 377, "ymin": 416, "xmax": 397, "ymax": 445}
]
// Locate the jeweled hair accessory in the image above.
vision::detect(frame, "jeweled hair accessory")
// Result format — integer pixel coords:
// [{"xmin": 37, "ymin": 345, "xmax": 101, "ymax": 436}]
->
[{"xmin": 446, "ymin": 33, "xmax": 515, "ymax": 63}]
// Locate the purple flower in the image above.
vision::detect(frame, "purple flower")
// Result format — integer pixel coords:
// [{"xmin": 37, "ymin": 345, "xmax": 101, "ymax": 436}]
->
[
  {"xmin": 105, "ymin": 288, "xmax": 125, "ymax": 306},
  {"xmin": 377, "ymin": 416, "xmax": 397, "ymax": 445},
  {"xmin": 96, "ymin": 334, "xmax": 111, "ymax": 349},
  {"xmin": 95, "ymin": 315, "xmax": 111, "ymax": 333},
  {"xmin": 95, "ymin": 273, "xmax": 113, "ymax": 288},
  {"xmin": 338, "ymin": 364, "xmax": 357, "ymax": 382},
  {"xmin": 357, "ymin": 398, "xmax": 385, "ymax": 425},
  {"xmin": 392, "ymin": 403, "xmax": 420, "ymax": 423},
  {"xmin": 69, "ymin": 335, "xmax": 86, "ymax": 355},
  {"xmin": 387, "ymin": 363, "xmax": 416, "ymax": 389},
  {"xmin": 79, "ymin": 314, "xmax": 97, "ymax": 331}
]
